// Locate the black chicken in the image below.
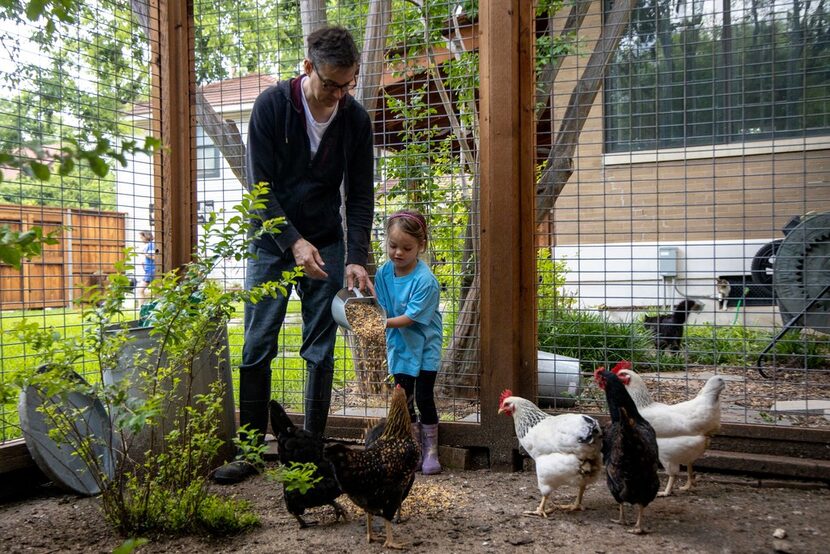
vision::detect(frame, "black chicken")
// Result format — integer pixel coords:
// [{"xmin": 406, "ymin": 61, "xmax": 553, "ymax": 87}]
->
[
  {"xmin": 269, "ymin": 399, "xmax": 347, "ymax": 528},
  {"xmin": 643, "ymin": 299, "xmax": 702, "ymax": 352},
  {"xmin": 324, "ymin": 385, "xmax": 420, "ymax": 549},
  {"xmin": 595, "ymin": 369, "xmax": 660, "ymax": 535}
]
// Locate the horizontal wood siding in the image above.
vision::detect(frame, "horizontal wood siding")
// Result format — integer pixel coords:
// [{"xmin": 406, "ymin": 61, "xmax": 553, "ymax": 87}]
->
[{"xmin": 544, "ymin": 7, "xmax": 830, "ymax": 247}]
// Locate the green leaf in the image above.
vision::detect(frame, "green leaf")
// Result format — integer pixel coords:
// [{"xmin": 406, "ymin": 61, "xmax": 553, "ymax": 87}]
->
[
  {"xmin": 112, "ymin": 537, "xmax": 149, "ymax": 554},
  {"xmin": 58, "ymin": 157, "xmax": 75, "ymax": 176},
  {"xmin": 0, "ymin": 244, "xmax": 23, "ymax": 269},
  {"xmin": 25, "ymin": 0, "xmax": 47, "ymax": 21},
  {"xmin": 29, "ymin": 161, "xmax": 51, "ymax": 181},
  {"xmin": 88, "ymin": 156, "xmax": 109, "ymax": 177}
]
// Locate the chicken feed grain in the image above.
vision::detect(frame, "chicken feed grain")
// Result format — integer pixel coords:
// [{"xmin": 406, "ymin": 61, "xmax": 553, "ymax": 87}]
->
[{"xmin": 345, "ymin": 302, "xmax": 388, "ymax": 395}]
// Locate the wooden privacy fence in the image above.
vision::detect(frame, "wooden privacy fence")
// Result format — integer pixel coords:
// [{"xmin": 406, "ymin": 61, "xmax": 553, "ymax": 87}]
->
[{"xmin": 0, "ymin": 204, "xmax": 126, "ymax": 310}]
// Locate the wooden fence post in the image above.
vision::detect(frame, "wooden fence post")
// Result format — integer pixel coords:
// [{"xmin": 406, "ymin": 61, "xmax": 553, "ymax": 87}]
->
[
  {"xmin": 152, "ymin": 0, "xmax": 197, "ymax": 270},
  {"xmin": 479, "ymin": 0, "xmax": 537, "ymax": 469}
]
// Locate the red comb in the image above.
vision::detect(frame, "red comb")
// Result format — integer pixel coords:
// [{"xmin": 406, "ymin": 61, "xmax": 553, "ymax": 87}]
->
[
  {"xmin": 498, "ymin": 389, "xmax": 513, "ymax": 407},
  {"xmin": 593, "ymin": 367, "xmax": 606, "ymax": 389},
  {"xmin": 611, "ymin": 360, "xmax": 631, "ymax": 374}
]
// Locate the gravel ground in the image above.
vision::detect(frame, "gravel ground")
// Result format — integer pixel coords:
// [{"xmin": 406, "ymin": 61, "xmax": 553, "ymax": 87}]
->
[{"xmin": 1, "ymin": 467, "xmax": 828, "ymax": 553}]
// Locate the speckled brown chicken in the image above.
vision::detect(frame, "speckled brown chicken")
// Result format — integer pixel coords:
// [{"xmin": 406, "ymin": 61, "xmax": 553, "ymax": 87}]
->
[{"xmin": 324, "ymin": 385, "xmax": 420, "ymax": 549}]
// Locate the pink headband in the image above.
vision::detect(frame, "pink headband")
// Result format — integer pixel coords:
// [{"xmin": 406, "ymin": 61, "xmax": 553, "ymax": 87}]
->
[{"xmin": 389, "ymin": 210, "xmax": 427, "ymax": 237}]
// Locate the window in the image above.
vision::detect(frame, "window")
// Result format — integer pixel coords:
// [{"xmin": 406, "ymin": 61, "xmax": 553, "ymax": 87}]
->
[
  {"xmin": 196, "ymin": 126, "xmax": 221, "ymax": 178},
  {"xmin": 605, "ymin": 0, "xmax": 830, "ymax": 153},
  {"xmin": 197, "ymin": 200, "xmax": 215, "ymax": 224}
]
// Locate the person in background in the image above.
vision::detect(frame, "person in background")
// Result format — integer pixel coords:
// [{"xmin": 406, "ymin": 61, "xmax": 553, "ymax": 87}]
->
[
  {"xmin": 213, "ymin": 26, "xmax": 375, "ymax": 484},
  {"xmin": 137, "ymin": 230, "xmax": 156, "ymax": 303},
  {"xmin": 374, "ymin": 209, "xmax": 443, "ymax": 475}
]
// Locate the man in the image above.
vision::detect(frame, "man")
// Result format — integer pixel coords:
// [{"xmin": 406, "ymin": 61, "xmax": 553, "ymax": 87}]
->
[{"xmin": 214, "ymin": 26, "xmax": 375, "ymax": 484}]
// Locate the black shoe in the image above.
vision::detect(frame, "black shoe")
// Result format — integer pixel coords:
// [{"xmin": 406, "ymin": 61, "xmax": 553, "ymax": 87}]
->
[{"xmin": 212, "ymin": 460, "xmax": 259, "ymax": 485}]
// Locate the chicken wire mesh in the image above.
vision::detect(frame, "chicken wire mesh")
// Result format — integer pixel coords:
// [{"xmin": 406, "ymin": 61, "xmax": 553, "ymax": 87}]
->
[
  {"xmin": 535, "ymin": 0, "xmax": 830, "ymax": 428},
  {"xmin": 2, "ymin": 0, "xmax": 829, "ymax": 450},
  {"xmin": 0, "ymin": 0, "xmax": 161, "ymax": 442}
]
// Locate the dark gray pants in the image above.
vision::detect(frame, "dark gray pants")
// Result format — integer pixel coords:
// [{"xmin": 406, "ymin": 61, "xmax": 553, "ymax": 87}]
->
[{"xmin": 240, "ymin": 240, "xmax": 344, "ymax": 438}]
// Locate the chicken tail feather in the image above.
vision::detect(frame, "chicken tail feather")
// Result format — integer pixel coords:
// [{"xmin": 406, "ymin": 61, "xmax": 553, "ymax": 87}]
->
[{"xmin": 269, "ymin": 399, "xmax": 295, "ymax": 436}]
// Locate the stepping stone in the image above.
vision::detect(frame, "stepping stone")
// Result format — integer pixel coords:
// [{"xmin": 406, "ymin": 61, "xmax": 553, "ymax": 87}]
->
[{"xmin": 770, "ymin": 399, "xmax": 830, "ymax": 415}]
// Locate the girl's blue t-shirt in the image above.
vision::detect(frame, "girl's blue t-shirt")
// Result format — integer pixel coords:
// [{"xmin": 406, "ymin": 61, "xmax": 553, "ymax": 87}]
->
[{"xmin": 374, "ymin": 259, "xmax": 443, "ymax": 377}]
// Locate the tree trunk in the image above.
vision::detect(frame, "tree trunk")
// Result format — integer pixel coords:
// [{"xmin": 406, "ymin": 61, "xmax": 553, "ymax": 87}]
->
[
  {"xmin": 195, "ymin": 92, "xmax": 248, "ymax": 189},
  {"xmin": 535, "ymin": 0, "xmax": 593, "ymax": 121},
  {"xmin": 437, "ymin": 272, "xmax": 480, "ymax": 397},
  {"xmin": 534, "ymin": 0, "xmax": 636, "ymax": 223},
  {"xmin": 355, "ymin": 0, "xmax": 392, "ymax": 117},
  {"xmin": 299, "ymin": 0, "xmax": 328, "ymax": 42}
]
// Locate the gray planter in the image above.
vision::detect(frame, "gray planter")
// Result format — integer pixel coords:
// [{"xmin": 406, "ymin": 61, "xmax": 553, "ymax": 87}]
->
[{"xmin": 103, "ymin": 320, "xmax": 236, "ymax": 462}]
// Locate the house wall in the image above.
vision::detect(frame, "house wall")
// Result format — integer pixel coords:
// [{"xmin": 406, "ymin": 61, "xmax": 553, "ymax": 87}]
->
[
  {"xmin": 115, "ymin": 108, "xmax": 253, "ymax": 288},
  {"xmin": 543, "ymin": 6, "xmax": 830, "ymax": 311}
]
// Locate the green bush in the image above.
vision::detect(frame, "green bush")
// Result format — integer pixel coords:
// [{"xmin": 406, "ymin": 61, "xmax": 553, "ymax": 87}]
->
[
  {"xmin": 539, "ymin": 307, "xmax": 830, "ymax": 372},
  {"xmin": 3, "ymin": 184, "xmax": 291, "ymax": 538},
  {"xmin": 538, "ymin": 309, "xmax": 653, "ymax": 369}
]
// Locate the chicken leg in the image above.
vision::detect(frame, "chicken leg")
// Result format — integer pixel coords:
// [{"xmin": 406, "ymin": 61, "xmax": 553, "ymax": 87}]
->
[
  {"xmin": 611, "ymin": 504, "xmax": 627, "ymax": 525},
  {"xmin": 330, "ymin": 500, "xmax": 349, "ymax": 522},
  {"xmin": 629, "ymin": 505, "xmax": 648, "ymax": 535},
  {"xmin": 293, "ymin": 514, "xmax": 317, "ymax": 528},
  {"xmin": 524, "ymin": 494, "xmax": 554, "ymax": 518},
  {"xmin": 555, "ymin": 482, "xmax": 587, "ymax": 511},
  {"xmin": 659, "ymin": 464, "xmax": 696, "ymax": 497},
  {"xmin": 365, "ymin": 513, "xmax": 383, "ymax": 544},
  {"xmin": 678, "ymin": 465, "xmax": 696, "ymax": 492},
  {"xmin": 658, "ymin": 473, "xmax": 677, "ymax": 497},
  {"xmin": 383, "ymin": 519, "xmax": 408, "ymax": 550}
]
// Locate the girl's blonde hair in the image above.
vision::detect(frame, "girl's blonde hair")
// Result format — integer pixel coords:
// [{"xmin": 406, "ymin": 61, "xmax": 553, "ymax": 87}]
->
[
  {"xmin": 386, "ymin": 209, "xmax": 427, "ymax": 246},
  {"xmin": 139, "ymin": 230, "xmax": 154, "ymax": 242}
]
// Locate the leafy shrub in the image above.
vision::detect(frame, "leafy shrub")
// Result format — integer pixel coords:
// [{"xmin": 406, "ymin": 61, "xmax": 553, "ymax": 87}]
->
[
  {"xmin": 538, "ymin": 309, "xmax": 653, "ymax": 368},
  {"xmin": 3, "ymin": 184, "xmax": 292, "ymax": 538}
]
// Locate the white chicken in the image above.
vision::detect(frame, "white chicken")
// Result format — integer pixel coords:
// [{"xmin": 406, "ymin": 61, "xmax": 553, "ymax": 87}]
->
[
  {"xmin": 612, "ymin": 362, "xmax": 725, "ymax": 496},
  {"xmin": 498, "ymin": 389, "xmax": 603, "ymax": 517}
]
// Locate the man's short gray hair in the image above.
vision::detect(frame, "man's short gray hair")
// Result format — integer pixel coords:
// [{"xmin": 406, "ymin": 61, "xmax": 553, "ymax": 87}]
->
[{"xmin": 308, "ymin": 26, "xmax": 360, "ymax": 69}]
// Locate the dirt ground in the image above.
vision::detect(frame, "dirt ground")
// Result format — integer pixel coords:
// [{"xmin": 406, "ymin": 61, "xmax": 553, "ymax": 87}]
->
[{"xmin": 1, "ymin": 466, "xmax": 828, "ymax": 553}]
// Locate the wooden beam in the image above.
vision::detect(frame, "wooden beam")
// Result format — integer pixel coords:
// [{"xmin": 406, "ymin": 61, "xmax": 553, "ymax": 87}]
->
[
  {"xmin": 153, "ymin": 0, "xmax": 197, "ymax": 270},
  {"xmin": 478, "ymin": 0, "xmax": 536, "ymax": 469}
]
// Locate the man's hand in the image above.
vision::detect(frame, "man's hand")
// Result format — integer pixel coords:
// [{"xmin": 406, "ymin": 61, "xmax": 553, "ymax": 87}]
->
[
  {"xmin": 346, "ymin": 264, "xmax": 374, "ymax": 295},
  {"xmin": 291, "ymin": 238, "xmax": 328, "ymax": 279}
]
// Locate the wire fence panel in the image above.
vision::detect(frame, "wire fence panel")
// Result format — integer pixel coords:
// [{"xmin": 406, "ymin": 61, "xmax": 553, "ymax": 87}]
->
[
  {"xmin": 535, "ymin": 0, "xmax": 830, "ymax": 428},
  {"xmin": 190, "ymin": 1, "xmax": 481, "ymax": 429},
  {"xmin": 0, "ymin": 0, "xmax": 160, "ymax": 443},
  {"xmin": 4, "ymin": 0, "xmax": 827, "ymax": 450}
]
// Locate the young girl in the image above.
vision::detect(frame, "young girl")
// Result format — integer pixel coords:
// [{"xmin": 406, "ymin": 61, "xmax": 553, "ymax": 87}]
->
[
  {"xmin": 374, "ymin": 209, "xmax": 443, "ymax": 474},
  {"xmin": 137, "ymin": 230, "xmax": 156, "ymax": 303}
]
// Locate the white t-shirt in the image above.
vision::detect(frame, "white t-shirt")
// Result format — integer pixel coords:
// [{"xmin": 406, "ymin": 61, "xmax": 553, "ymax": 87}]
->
[{"xmin": 300, "ymin": 75, "xmax": 337, "ymax": 155}]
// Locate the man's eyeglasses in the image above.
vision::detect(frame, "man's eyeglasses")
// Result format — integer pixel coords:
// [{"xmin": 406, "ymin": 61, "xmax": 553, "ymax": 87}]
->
[{"xmin": 314, "ymin": 67, "xmax": 357, "ymax": 92}]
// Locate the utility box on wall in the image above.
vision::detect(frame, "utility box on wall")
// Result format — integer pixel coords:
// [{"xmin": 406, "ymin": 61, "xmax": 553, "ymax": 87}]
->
[{"xmin": 658, "ymin": 246, "xmax": 679, "ymax": 277}]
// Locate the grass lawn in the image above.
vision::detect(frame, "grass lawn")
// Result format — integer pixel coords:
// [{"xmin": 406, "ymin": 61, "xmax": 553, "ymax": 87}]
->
[{"xmin": 1, "ymin": 299, "xmax": 355, "ymax": 441}]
